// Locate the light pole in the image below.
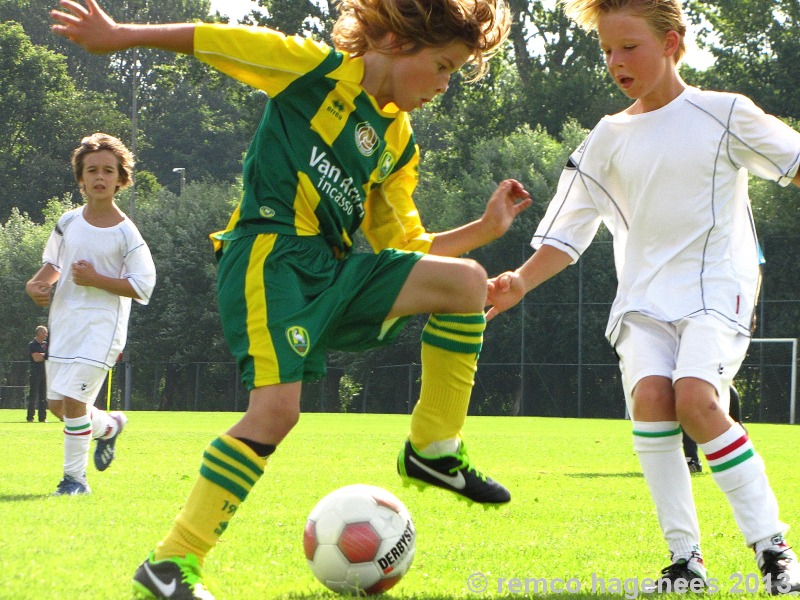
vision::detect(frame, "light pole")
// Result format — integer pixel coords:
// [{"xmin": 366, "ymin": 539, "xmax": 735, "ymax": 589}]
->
[{"xmin": 172, "ymin": 167, "xmax": 186, "ymax": 195}]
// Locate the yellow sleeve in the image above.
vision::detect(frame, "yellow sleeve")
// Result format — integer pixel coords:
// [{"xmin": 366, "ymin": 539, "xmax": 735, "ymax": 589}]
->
[
  {"xmin": 361, "ymin": 151, "xmax": 434, "ymax": 254},
  {"xmin": 193, "ymin": 23, "xmax": 332, "ymax": 96}
]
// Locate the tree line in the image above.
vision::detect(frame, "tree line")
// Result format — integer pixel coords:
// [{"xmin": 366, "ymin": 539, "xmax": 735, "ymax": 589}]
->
[{"xmin": 1, "ymin": 0, "xmax": 799, "ymax": 416}]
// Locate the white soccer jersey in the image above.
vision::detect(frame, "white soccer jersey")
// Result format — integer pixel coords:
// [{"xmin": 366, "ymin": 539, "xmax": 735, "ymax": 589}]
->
[
  {"xmin": 43, "ymin": 206, "xmax": 156, "ymax": 368},
  {"xmin": 534, "ymin": 86, "xmax": 800, "ymax": 344}
]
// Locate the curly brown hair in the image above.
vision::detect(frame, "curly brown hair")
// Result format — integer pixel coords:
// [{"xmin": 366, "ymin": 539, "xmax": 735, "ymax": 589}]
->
[
  {"xmin": 560, "ymin": 0, "xmax": 686, "ymax": 63},
  {"xmin": 332, "ymin": 0, "xmax": 511, "ymax": 81},
  {"xmin": 71, "ymin": 132, "xmax": 135, "ymax": 193}
]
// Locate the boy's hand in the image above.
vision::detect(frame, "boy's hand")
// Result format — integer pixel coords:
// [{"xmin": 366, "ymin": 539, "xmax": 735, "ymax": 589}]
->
[
  {"xmin": 51, "ymin": 0, "xmax": 119, "ymax": 53},
  {"xmin": 481, "ymin": 179, "xmax": 532, "ymax": 239},
  {"xmin": 26, "ymin": 281, "xmax": 53, "ymax": 307},
  {"xmin": 71, "ymin": 259, "xmax": 100, "ymax": 287},
  {"xmin": 485, "ymin": 271, "xmax": 525, "ymax": 321}
]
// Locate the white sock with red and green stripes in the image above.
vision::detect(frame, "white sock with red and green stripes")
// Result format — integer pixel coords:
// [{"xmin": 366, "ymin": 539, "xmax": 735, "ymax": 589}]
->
[
  {"xmin": 89, "ymin": 406, "xmax": 117, "ymax": 440},
  {"xmin": 699, "ymin": 423, "xmax": 787, "ymax": 546},
  {"xmin": 633, "ymin": 421, "xmax": 701, "ymax": 561},
  {"xmin": 63, "ymin": 413, "xmax": 91, "ymax": 479}
]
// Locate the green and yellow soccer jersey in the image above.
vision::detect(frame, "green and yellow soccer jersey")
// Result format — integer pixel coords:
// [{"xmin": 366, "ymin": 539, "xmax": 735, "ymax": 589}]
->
[{"xmin": 195, "ymin": 24, "xmax": 435, "ymax": 258}]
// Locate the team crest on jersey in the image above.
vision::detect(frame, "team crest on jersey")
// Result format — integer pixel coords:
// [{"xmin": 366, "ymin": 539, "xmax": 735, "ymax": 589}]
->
[
  {"xmin": 260, "ymin": 206, "xmax": 276, "ymax": 218},
  {"xmin": 376, "ymin": 150, "xmax": 396, "ymax": 182},
  {"xmin": 355, "ymin": 122, "xmax": 379, "ymax": 156},
  {"xmin": 286, "ymin": 326, "xmax": 310, "ymax": 356}
]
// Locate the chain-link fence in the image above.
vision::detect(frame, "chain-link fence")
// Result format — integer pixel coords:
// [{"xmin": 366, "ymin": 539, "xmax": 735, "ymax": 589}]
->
[
  {"xmin": 3, "ymin": 238, "xmax": 798, "ymax": 422},
  {"xmin": 1, "ymin": 337, "xmax": 796, "ymax": 423}
]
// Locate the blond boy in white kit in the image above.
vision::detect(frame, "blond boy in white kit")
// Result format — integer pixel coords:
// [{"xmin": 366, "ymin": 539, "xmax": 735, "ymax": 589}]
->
[{"xmin": 486, "ymin": 0, "xmax": 800, "ymax": 593}]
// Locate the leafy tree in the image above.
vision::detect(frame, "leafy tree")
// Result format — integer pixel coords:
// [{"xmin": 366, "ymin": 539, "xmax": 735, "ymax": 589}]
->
[
  {"xmin": 506, "ymin": 0, "xmax": 624, "ymax": 133},
  {"xmin": 0, "ymin": 22, "xmax": 127, "ymax": 221},
  {"xmin": 686, "ymin": 0, "xmax": 800, "ymax": 117},
  {"xmin": 1, "ymin": 0, "xmax": 211, "ymax": 96},
  {"xmin": 412, "ymin": 48, "xmax": 529, "ymax": 170},
  {"xmin": 127, "ymin": 180, "xmax": 240, "ymax": 407},
  {"xmin": 0, "ymin": 0, "xmax": 119, "ymax": 94},
  {"xmin": 107, "ymin": 2, "xmax": 266, "ymax": 193},
  {"xmin": 243, "ymin": 0, "xmax": 335, "ymax": 39},
  {"xmin": 134, "ymin": 54, "xmax": 267, "ymax": 194},
  {"xmin": 0, "ymin": 196, "xmax": 77, "ymax": 366},
  {"xmin": 331, "ymin": 122, "xmax": 599, "ymax": 414},
  {"xmin": 3, "ymin": 0, "xmax": 259, "ymax": 196}
]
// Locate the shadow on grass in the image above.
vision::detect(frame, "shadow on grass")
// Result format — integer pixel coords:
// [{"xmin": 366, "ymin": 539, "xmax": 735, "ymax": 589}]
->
[
  {"xmin": 0, "ymin": 493, "xmax": 52, "ymax": 502},
  {"xmin": 567, "ymin": 471, "xmax": 643, "ymax": 478}
]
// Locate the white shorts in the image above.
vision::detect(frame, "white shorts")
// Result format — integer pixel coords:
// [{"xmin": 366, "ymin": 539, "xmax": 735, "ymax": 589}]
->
[
  {"xmin": 46, "ymin": 361, "xmax": 109, "ymax": 404},
  {"xmin": 614, "ymin": 312, "xmax": 750, "ymax": 415}
]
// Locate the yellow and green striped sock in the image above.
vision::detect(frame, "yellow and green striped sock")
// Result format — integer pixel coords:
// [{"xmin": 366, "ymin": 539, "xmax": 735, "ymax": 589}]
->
[
  {"xmin": 155, "ymin": 434, "xmax": 267, "ymax": 564},
  {"xmin": 408, "ymin": 313, "xmax": 484, "ymax": 450}
]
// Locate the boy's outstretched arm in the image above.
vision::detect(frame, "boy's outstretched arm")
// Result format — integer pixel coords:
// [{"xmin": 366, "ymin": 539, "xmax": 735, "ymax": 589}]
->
[
  {"xmin": 51, "ymin": 0, "xmax": 195, "ymax": 54},
  {"xmin": 428, "ymin": 179, "xmax": 532, "ymax": 258},
  {"xmin": 485, "ymin": 244, "xmax": 573, "ymax": 321}
]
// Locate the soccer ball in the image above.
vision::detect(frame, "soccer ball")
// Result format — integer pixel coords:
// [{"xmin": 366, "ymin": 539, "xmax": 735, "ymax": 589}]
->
[{"xmin": 303, "ymin": 484, "xmax": 416, "ymax": 595}]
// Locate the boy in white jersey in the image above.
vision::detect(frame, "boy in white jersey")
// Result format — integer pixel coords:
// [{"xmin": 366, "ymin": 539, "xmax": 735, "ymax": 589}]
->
[
  {"xmin": 26, "ymin": 133, "xmax": 156, "ymax": 496},
  {"xmin": 486, "ymin": 0, "xmax": 800, "ymax": 594},
  {"xmin": 51, "ymin": 0, "xmax": 529, "ymax": 597}
]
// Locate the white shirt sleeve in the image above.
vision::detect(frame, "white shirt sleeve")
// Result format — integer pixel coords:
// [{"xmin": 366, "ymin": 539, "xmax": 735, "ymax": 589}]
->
[
  {"xmin": 121, "ymin": 222, "xmax": 156, "ymax": 305},
  {"xmin": 42, "ymin": 210, "xmax": 80, "ymax": 270},
  {"xmin": 532, "ymin": 135, "xmax": 604, "ymax": 263},
  {"xmin": 726, "ymin": 95, "xmax": 800, "ymax": 187}
]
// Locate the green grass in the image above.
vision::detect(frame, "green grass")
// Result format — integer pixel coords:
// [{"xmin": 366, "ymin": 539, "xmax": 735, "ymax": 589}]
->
[{"xmin": 1, "ymin": 410, "xmax": 799, "ymax": 599}]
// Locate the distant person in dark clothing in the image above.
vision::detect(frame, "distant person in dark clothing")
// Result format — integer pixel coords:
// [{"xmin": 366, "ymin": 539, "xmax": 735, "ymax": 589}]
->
[{"xmin": 27, "ymin": 325, "xmax": 48, "ymax": 423}]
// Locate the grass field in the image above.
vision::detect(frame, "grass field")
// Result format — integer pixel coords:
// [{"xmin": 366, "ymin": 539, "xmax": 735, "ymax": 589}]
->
[{"xmin": 1, "ymin": 410, "xmax": 799, "ymax": 599}]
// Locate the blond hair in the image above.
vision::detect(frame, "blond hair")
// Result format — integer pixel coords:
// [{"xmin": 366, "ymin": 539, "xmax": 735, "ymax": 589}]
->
[
  {"xmin": 332, "ymin": 0, "xmax": 511, "ymax": 81},
  {"xmin": 71, "ymin": 132, "xmax": 135, "ymax": 192},
  {"xmin": 560, "ymin": 0, "xmax": 686, "ymax": 63}
]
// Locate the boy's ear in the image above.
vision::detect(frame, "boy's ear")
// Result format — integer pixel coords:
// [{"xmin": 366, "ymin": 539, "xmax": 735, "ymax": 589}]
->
[
  {"xmin": 384, "ymin": 32, "xmax": 414, "ymax": 54},
  {"xmin": 374, "ymin": 31, "xmax": 397, "ymax": 52},
  {"xmin": 663, "ymin": 30, "xmax": 680, "ymax": 57}
]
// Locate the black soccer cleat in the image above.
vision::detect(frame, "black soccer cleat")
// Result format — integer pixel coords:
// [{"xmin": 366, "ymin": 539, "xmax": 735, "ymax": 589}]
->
[
  {"xmin": 757, "ymin": 538, "xmax": 800, "ymax": 595},
  {"xmin": 397, "ymin": 439, "xmax": 510, "ymax": 505},
  {"xmin": 94, "ymin": 411, "xmax": 127, "ymax": 471},
  {"xmin": 132, "ymin": 552, "xmax": 215, "ymax": 600},
  {"xmin": 52, "ymin": 474, "xmax": 91, "ymax": 496},
  {"xmin": 643, "ymin": 552, "xmax": 707, "ymax": 594}
]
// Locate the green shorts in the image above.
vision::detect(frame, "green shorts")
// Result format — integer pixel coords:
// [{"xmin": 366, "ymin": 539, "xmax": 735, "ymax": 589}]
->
[{"xmin": 217, "ymin": 233, "xmax": 423, "ymax": 390}]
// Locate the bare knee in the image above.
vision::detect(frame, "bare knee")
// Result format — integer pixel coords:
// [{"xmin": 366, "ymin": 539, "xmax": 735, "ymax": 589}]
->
[
  {"xmin": 631, "ymin": 376, "xmax": 675, "ymax": 421},
  {"xmin": 63, "ymin": 398, "xmax": 87, "ymax": 419},
  {"xmin": 457, "ymin": 259, "xmax": 488, "ymax": 311},
  {"xmin": 266, "ymin": 402, "xmax": 300, "ymax": 438},
  {"xmin": 675, "ymin": 378, "xmax": 725, "ymax": 423},
  {"xmin": 464, "ymin": 259, "xmax": 488, "ymax": 290},
  {"xmin": 390, "ymin": 256, "xmax": 488, "ymax": 316},
  {"xmin": 229, "ymin": 383, "xmax": 301, "ymax": 445},
  {"xmin": 48, "ymin": 400, "xmax": 64, "ymax": 421},
  {"xmin": 234, "ymin": 404, "xmax": 299, "ymax": 446}
]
